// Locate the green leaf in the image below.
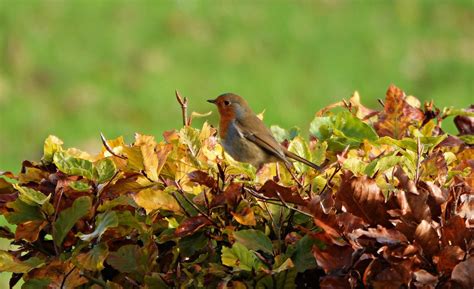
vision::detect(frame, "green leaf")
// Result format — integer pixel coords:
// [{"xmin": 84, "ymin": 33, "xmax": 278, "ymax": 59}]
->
[
  {"xmin": 69, "ymin": 180, "xmax": 91, "ymax": 192},
  {"xmin": 78, "ymin": 210, "xmax": 118, "ymax": 242},
  {"xmin": 106, "ymin": 244, "xmax": 154, "ymax": 275},
  {"xmin": 144, "ymin": 273, "xmax": 170, "ymax": 289},
  {"xmin": 22, "ymin": 278, "xmax": 51, "ymax": 289},
  {"xmin": 288, "ymin": 136, "xmax": 312, "ymax": 173},
  {"xmin": 221, "ymin": 242, "xmax": 263, "ymax": 271},
  {"xmin": 76, "ymin": 242, "xmax": 109, "ymax": 271},
  {"xmin": 94, "ymin": 158, "xmax": 117, "ymax": 183},
  {"xmin": 178, "ymin": 231, "xmax": 208, "ymax": 257},
  {"xmin": 5, "ymin": 199, "xmax": 44, "ymax": 224},
  {"xmin": 460, "ymin": 135, "xmax": 474, "ymax": 145},
  {"xmin": 287, "ymin": 234, "xmax": 320, "ymax": 272},
  {"xmin": 14, "ymin": 184, "xmax": 50, "ymax": 206},
  {"xmin": 342, "ymin": 157, "xmax": 368, "ymax": 175},
  {"xmin": 310, "ymin": 112, "xmax": 377, "ymax": 150},
  {"xmin": 53, "ymin": 196, "xmax": 91, "ymax": 246},
  {"xmin": 365, "ymin": 155, "xmax": 402, "ymax": 177},
  {"xmin": 42, "ymin": 135, "xmax": 63, "ymax": 163},
  {"xmin": 53, "ymin": 151, "xmax": 94, "ymax": 180},
  {"xmin": 233, "ymin": 229, "xmax": 273, "ymax": 255},
  {"xmin": 271, "ymin": 125, "xmax": 290, "ymax": 143}
]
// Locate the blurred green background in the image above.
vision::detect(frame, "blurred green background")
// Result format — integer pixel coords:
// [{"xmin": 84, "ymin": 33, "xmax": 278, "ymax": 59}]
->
[{"xmin": 0, "ymin": 0, "xmax": 473, "ymax": 285}]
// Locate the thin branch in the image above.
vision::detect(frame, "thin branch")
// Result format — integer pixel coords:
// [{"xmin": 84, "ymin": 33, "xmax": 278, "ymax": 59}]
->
[
  {"xmin": 175, "ymin": 90, "xmax": 189, "ymax": 126},
  {"xmin": 175, "ymin": 181, "xmax": 219, "ymax": 227},
  {"xmin": 319, "ymin": 164, "xmax": 341, "ymax": 196},
  {"xmin": 61, "ymin": 265, "xmax": 77, "ymax": 289},
  {"xmin": 100, "ymin": 132, "xmax": 126, "ymax": 159},
  {"xmin": 171, "ymin": 191, "xmax": 191, "ymax": 218},
  {"xmin": 275, "ymin": 190, "xmax": 314, "ymax": 218},
  {"xmin": 244, "ymin": 187, "xmax": 313, "ymax": 218}
]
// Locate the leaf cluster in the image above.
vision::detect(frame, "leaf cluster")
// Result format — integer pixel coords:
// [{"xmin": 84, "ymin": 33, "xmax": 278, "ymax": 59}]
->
[{"xmin": 0, "ymin": 85, "xmax": 473, "ymax": 289}]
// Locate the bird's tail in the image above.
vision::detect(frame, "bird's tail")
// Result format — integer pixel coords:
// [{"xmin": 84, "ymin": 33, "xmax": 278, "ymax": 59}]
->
[{"xmin": 284, "ymin": 150, "xmax": 321, "ymax": 171}]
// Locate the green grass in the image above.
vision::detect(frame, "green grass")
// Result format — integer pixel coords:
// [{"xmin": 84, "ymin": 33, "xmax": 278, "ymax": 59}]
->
[{"xmin": 0, "ymin": 1, "xmax": 472, "ymax": 285}]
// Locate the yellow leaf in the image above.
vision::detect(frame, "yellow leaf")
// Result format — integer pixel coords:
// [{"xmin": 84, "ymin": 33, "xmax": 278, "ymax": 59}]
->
[
  {"xmin": 132, "ymin": 187, "xmax": 181, "ymax": 214},
  {"xmin": 135, "ymin": 134, "xmax": 159, "ymax": 181},
  {"xmin": 231, "ymin": 206, "xmax": 256, "ymax": 226}
]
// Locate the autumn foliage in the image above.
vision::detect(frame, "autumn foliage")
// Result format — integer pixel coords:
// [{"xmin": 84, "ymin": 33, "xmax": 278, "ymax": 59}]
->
[{"xmin": 0, "ymin": 85, "xmax": 473, "ymax": 288}]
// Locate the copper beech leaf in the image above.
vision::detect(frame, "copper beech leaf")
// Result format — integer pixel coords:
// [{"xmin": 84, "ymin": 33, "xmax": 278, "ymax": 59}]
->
[
  {"xmin": 258, "ymin": 180, "xmax": 306, "ymax": 206},
  {"xmin": 451, "ymin": 256, "xmax": 474, "ymax": 289},
  {"xmin": 336, "ymin": 171, "xmax": 389, "ymax": 226},
  {"xmin": 53, "ymin": 196, "xmax": 91, "ymax": 246},
  {"xmin": 374, "ymin": 85, "xmax": 424, "ymax": 139},
  {"xmin": 231, "ymin": 206, "xmax": 256, "ymax": 226},
  {"xmin": 174, "ymin": 215, "xmax": 212, "ymax": 238}
]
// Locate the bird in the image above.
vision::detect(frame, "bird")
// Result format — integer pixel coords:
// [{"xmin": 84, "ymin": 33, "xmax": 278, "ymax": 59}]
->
[{"xmin": 207, "ymin": 93, "xmax": 321, "ymax": 173}]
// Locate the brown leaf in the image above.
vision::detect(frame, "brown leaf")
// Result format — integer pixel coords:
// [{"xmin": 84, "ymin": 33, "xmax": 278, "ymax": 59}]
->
[
  {"xmin": 174, "ymin": 215, "xmax": 212, "ymax": 238},
  {"xmin": 27, "ymin": 259, "xmax": 88, "ymax": 288},
  {"xmin": 312, "ymin": 244, "xmax": 354, "ymax": 273},
  {"xmin": 188, "ymin": 170, "xmax": 218, "ymax": 189},
  {"xmin": 433, "ymin": 245, "xmax": 465, "ymax": 274},
  {"xmin": 258, "ymin": 180, "xmax": 307, "ymax": 206},
  {"xmin": 441, "ymin": 215, "xmax": 469, "ymax": 248},
  {"xmin": 320, "ymin": 275, "xmax": 351, "ymax": 289},
  {"xmin": 414, "ymin": 220, "xmax": 440, "ymax": 256},
  {"xmin": 15, "ymin": 220, "xmax": 47, "ymax": 242},
  {"xmin": 374, "ymin": 85, "xmax": 425, "ymax": 139},
  {"xmin": 212, "ymin": 182, "xmax": 242, "ymax": 208},
  {"xmin": 454, "ymin": 105, "xmax": 474, "ymax": 135},
  {"xmin": 451, "ymin": 256, "xmax": 474, "ymax": 289},
  {"xmin": 413, "ymin": 269, "xmax": 438, "ymax": 289},
  {"xmin": 394, "ymin": 167, "xmax": 431, "ymax": 222},
  {"xmin": 336, "ymin": 171, "xmax": 389, "ymax": 226},
  {"xmin": 350, "ymin": 226, "xmax": 408, "ymax": 245}
]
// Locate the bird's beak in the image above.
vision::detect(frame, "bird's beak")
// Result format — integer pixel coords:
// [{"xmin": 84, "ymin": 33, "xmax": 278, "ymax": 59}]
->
[{"xmin": 207, "ymin": 99, "xmax": 217, "ymax": 104}]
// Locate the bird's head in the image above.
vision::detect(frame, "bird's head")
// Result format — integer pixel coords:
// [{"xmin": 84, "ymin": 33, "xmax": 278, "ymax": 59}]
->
[{"xmin": 207, "ymin": 93, "xmax": 251, "ymax": 120}]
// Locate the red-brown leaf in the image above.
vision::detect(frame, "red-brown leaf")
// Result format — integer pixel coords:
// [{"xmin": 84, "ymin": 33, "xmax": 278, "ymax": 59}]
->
[
  {"xmin": 374, "ymin": 85, "xmax": 425, "ymax": 139},
  {"xmin": 414, "ymin": 220, "xmax": 440, "ymax": 256},
  {"xmin": 258, "ymin": 180, "xmax": 307, "ymax": 206},
  {"xmin": 174, "ymin": 215, "xmax": 212, "ymax": 238},
  {"xmin": 451, "ymin": 256, "xmax": 474, "ymax": 289},
  {"xmin": 312, "ymin": 244, "xmax": 354, "ymax": 273},
  {"xmin": 188, "ymin": 170, "xmax": 217, "ymax": 189},
  {"xmin": 336, "ymin": 171, "xmax": 389, "ymax": 226}
]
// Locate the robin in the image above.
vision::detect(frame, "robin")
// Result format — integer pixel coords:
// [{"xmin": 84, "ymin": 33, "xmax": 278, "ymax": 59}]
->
[{"xmin": 208, "ymin": 93, "xmax": 321, "ymax": 173}]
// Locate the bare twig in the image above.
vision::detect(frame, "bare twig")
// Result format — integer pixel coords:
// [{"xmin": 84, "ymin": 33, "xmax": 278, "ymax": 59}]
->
[
  {"xmin": 61, "ymin": 265, "xmax": 77, "ymax": 289},
  {"xmin": 320, "ymin": 164, "xmax": 341, "ymax": 196},
  {"xmin": 175, "ymin": 90, "xmax": 189, "ymax": 126},
  {"xmin": 175, "ymin": 181, "xmax": 219, "ymax": 227},
  {"xmin": 245, "ymin": 187, "xmax": 313, "ymax": 218},
  {"xmin": 100, "ymin": 132, "xmax": 126, "ymax": 159},
  {"xmin": 171, "ymin": 191, "xmax": 192, "ymax": 218},
  {"xmin": 378, "ymin": 99, "xmax": 385, "ymax": 108}
]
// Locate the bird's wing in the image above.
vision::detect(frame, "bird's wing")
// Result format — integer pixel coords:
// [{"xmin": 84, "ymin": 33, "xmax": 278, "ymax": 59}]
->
[{"xmin": 235, "ymin": 116, "xmax": 288, "ymax": 163}]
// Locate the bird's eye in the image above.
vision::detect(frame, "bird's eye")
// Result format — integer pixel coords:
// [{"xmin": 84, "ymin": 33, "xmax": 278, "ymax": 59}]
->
[{"xmin": 224, "ymin": 100, "xmax": 231, "ymax": 106}]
